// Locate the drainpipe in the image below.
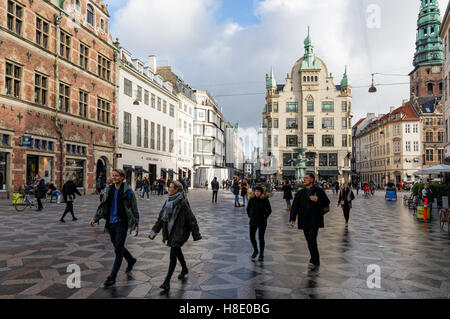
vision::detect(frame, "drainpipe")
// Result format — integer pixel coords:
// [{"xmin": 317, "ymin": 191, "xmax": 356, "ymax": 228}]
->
[
  {"xmin": 112, "ymin": 39, "xmax": 120, "ymax": 170},
  {"xmin": 55, "ymin": 9, "xmax": 65, "ymax": 190}
]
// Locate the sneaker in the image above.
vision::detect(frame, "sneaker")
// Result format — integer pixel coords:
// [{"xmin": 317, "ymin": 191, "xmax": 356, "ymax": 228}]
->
[
  {"xmin": 251, "ymin": 251, "xmax": 259, "ymax": 259},
  {"xmin": 104, "ymin": 276, "xmax": 116, "ymax": 287},
  {"xmin": 178, "ymin": 268, "xmax": 189, "ymax": 279},
  {"xmin": 59, "ymin": 219, "xmax": 65, "ymax": 223},
  {"xmin": 159, "ymin": 281, "xmax": 170, "ymax": 291},
  {"xmin": 125, "ymin": 258, "xmax": 137, "ymax": 273}
]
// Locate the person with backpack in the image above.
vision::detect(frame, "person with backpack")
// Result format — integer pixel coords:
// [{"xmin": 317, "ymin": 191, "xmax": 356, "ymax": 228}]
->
[
  {"xmin": 89, "ymin": 169, "xmax": 139, "ymax": 287},
  {"xmin": 59, "ymin": 176, "xmax": 82, "ymax": 222},
  {"xmin": 211, "ymin": 177, "xmax": 220, "ymax": 204},
  {"xmin": 290, "ymin": 173, "xmax": 330, "ymax": 270},
  {"xmin": 247, "ymin": 186, "xmax": 271, "ymax": 261},
  {"xmin": 338, "ymin": 182, "xmax": 355, "ymax": 225},
  {"xmin": 232, "ymin": 178, "xmax": 241, "ymax": 207},
  {"xmin": 149, "ymin": 181, "xmax": 202, "ymax": 292}
]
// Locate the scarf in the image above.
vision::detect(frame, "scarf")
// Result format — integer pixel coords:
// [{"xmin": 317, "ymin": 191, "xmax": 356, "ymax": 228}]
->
[{"xmin": 162, "ymin": 192, "xmax": 184, "ymax": 223}]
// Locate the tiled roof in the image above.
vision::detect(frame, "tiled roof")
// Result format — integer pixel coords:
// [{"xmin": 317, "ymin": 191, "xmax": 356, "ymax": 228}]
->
[{"xmin": 352, "ymin": 118, "xmax": 365, "ymax": 129}]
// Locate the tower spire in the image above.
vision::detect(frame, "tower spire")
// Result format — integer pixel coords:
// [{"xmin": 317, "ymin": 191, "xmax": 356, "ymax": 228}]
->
[
  {"xmin": 301, "ymin": 26, "xmax": 319, "ymax": 70},
  {"xmin": 341, "ymin": 65, "xmax": 349, "ymax": 87},
  {"xmin": 266, "ymin": 66, "xmax": 277, "ymax": 88}
]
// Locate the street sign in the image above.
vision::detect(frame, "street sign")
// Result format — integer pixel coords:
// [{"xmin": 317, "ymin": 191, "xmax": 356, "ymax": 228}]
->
[{"xmin": 20, "ymin": 136, "xmax": 32, "ymax": 147}]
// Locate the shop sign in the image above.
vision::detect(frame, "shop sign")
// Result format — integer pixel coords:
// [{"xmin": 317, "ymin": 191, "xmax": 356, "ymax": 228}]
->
[{"xmin": 20, "ymin": 136, "xmax": 32, "ymax": 147}]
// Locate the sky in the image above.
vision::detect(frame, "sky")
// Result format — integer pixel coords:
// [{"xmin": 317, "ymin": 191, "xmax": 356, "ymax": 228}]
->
[{"xmin": 104, "ymin": 0, "xmax": 449, "ymax": 155}]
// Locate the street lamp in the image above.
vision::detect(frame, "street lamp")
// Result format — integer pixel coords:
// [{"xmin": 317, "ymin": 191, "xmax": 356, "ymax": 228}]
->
[
  {"xmin": 368, "ymin": 73, "xmax": 409, "ymax": 93},
  {"xmin": 368, "ymin": 74, "xmax": 377, "ymax": 93}
]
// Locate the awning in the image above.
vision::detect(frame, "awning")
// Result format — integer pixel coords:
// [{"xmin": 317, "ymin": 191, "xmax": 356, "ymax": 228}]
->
[
  {"xmin": 318, "ymin": 169, "xmax": 339, "ymax": 176},
  {"xmin": 168, "ymin": 169, "xmax": 178, "ymax": 175},
  {"xmin": 135, "ymin": 168, "xmax": 149, "ymax": 173},
  {"xmin": 123, "ymin": 166, "xmax": 135, "ymax": 172}
]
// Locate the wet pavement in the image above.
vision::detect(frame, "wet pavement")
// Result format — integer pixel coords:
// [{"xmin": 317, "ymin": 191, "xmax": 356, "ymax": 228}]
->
[{"xmin": 0, "ymin": 189, "xmax": 449, "ymax": 299}]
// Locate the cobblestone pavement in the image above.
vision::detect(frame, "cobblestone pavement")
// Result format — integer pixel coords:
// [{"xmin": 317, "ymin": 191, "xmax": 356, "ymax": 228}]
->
[{"xmin": 0, "ymin": 188, "xmax": 449, "ymax": 299}]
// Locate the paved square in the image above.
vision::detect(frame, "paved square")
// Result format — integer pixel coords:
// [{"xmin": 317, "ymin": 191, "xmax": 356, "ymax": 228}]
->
[{"xmin": 0, "ymin": 189, "xmax": 449, "ymax": 299}]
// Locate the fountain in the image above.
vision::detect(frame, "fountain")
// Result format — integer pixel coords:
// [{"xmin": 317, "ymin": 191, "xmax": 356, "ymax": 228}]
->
[{"xmin": 293, "ymin": 142, "xmax": 309, "ymax": 182}]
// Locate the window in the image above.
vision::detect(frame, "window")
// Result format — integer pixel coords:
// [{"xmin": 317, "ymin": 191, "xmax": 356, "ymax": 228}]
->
[
  {"xmin": 414, "ymin": 141, "xmax": 419, "ymax": 152},
  {"xmin": 322, "ymin": 101, "xmax": 334, "ymax": 112},
  {"xmin": 283, "ymin": 153, "xmax": 293, "ymax": 166},
  {"xmin": 189, "ymin": 123, "xmax": 192, "ymax": 135},
  {"xmin": 413, "ymin": 124, "xmax": 419, "ymax": 133},
  {"xmin": 406, "ymin": 141, "xmax": 411, "ymax": 152},
  {"xmin": 169, "ymin": 104, "xmax": 175, "ymax": 117},
  {"xmin": 342, "ymin": 135, "xmax": 348, "ymax": 147},
  {"xmin": 394, "ymin": 125, "xmax": 400, "ymax": 135},
  {"xmin": 437, "ymin": 118, "xmax": 443, "ymax": 126},
  {"xmin": 136, "ymin": 86, "xmax": 142, "ymax": 102},
  {"xmin": 157, "ymin": 98, "xmax": 161, "ymax": 111},
  {"xmin": 286, "ymin": 102, "xmax": 298, "ymax": 113},
  {"xmin": 59, "ymin": 83, "xmax": 70, "ymax": 112},
  {"xmin": 157, "ymin": 124, "xmax": 161, "ymax": 150},
  {"xmin": 124, "ymin": 78, "xmax": 132, "ymax": 97},
  {"xmin": 100, "ymin": 19, "xmax": 105, "ymax": 31},
  {"xmin": 150, "ymin": 122, "xmax": 155, "ymax": 149},
  {"xmin": 438, "ymin": 131, "xmax": 444, "ymax": 142},
  {"xmin": 60, "ymin": 30, "xmax": 71, "ymax": 60},
  {"xmin": 136, "ymin": 117, "xmax": 142, "ymax": 147},
  {"xmin": 35, "ymin": 74, "xmax": 48, "ymax": 105},
  {"xmin": 342, "ymin": 117, "xmax": 348, "ymax": 129},
  {"xmin": 197, "ymin": 139, "xmax": 212, "ymax": 152},
  {"xmin": 322, "ymin": 135, "xmax": 334, "ymax": 147},
  {"xmin": 87, "ymin": 4, "xmax": 94, "ymax": 26},
  {"xmin": 169, "ymin": 129, "xmax": 174, "ymax": 153},
  {"xmin": 394, "ymin": 141, "xmax": 401, "ymax": 153},
  {"xmin": 163, "ymin": 100, "xmax": 167, "ymax": 113},
  {"xmin": 144, "ymin": 120, "xmax": 149, "ymax": 148},
  {"xmin": 322, "ymin": 118, "xmax": 334, "ymax": 129},
  {"xmin": 286, "ymin": 135, "xmax": 298, "ymax": 147},
  {"xmin": 268, "ymin": 135, "xmax": 272, "ymax": 147},
  {"xmin": 268, "ymin": 119, "xmax": 272, "ymax": 129},
  {"xmin": 144, "ymin": 90, "xmax": 149, "ymax": 105},
  {"xmin": 329, "ymin": 153, "xmax": 337, "ymax": 166},
  {"xmin": 98, "ymin": 54, "xmax": 111, "ymax": 81},
  {"xmin": 438, "ymin": 149, "xmax": 444, "ymax": 163},
  {"xmin": 193, "ymin": 124, "xmax": 202, "ymax": 135},
  {"xmin": 307, "ymin": 101, "xmax": 314, "ymax": 112},
  {"xmin": 319, "ymin": 153, "xmax": 328, "ymax": 166},
  {"xmin": 5, "ymin": 61, "xmax": 21, "ymax": 98},
  {"xmin": 273, "ymin": 102, "xmax": 278, "ymax": 113},
  {"xmin": 7, "ymin": 0, "xmax": 23, "ymax": 34},
  {"xmin": 342, "ymin": 101, "xmax": 347, "ymax": 112},
  {"xmin": 97, "ymin": 98, "xmax": 110, "ymax": 124},
  {"xmin": 151, "ymin": 94, "xmax": 156, "ymax": 108},
  {"xmin": 78, "ymin": 90, "xmax": 88, "ymax": 117},
  {"xmin": 268, "ymin": 103, "xmax": 272, "ymax": 113},
  {"xmin": 425, "ymin": 118, "xmax": 433, "ymax": 126},
  {"xmin": 405, "ymin": 124, "xmax": 411, "ymax": 134},
  {"xmin": 426, "ymin": 131, "xmax": 433, "ymax": 142},
  {"xmin": 286, "ymin": 118, "xmax": 298, "ymax": 129},
  {"xmin": 36, "ymin": 17, "xmax": 49, "ymax": 49},
  {"xmin": 307, "ymin": 135, "xmax": 314, "ymax": 147},
  {"xmin": 274, "ymin": 118, "xmax": 279, "ymax": 129},
  {"xmin": 307, "ymin": 118, "xmax": 314, "ymax": 129},
  {"xmin": 427, "ymin": 83, "xmax": 434, "ymax": 95},
  {"xmin": 425, "ymin": 149, "xmax": 434, "ymax": 161},
  {"xmin": 80, "ymin": 43, "xmax": 89, "ymax": 70},
  {"xmin": 123, "ymin": 112, "xmax": 131, "ymax": 145},
  {"xmin": 274, "ymin": 135, "xmax": 278, "ymax": 147}
]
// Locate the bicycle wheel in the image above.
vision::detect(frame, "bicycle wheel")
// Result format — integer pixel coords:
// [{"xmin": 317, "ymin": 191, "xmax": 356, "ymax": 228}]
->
[{"xmin": 14, "ymin": 195, "xmax": 28, "ymax": 212}]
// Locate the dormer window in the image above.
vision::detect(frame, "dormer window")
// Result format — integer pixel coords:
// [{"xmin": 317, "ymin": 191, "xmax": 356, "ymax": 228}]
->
[{"xmin": 87, "ymin": 4, "xmax": 94, "ymax": 26}]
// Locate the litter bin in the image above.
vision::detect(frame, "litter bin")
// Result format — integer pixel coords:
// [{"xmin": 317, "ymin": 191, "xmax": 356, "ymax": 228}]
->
[{"xmin": 416, "ymin": 201, "xmax": 431, "ymax": 222}]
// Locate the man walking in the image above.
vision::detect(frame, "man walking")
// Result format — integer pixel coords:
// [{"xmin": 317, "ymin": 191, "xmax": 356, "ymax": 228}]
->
[
  {"xmin": 290, "ymin": 173, "xmax": 330, "ymax": 270},
  {"xmin": 59, "ymin": 176, "xmax": 82, "ymax": 222},
  {"xmin": 211, "ymin": 177, "xmax": 220, "ymax": 204},
  {"xmin": 90, "ymin": 169, "xmax": 139, "ymax": 287}
]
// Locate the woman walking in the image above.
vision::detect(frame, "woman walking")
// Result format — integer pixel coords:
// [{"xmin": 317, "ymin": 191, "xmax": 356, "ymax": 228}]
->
[
  {"xmin": 247, "ymin": 186, "xmax": 271, "ymax": 261},
  {"xmin": 59, "ymin": 177, "xmax": 82, "ymax": 222},
  {"xmin": 282, "ymin": 180, "xmax": 293, "ymax": 211},
  {"xmin": 232, "ymin": 178, "xmax": 241, "ymax": 207},
  {"xmin": 149, "ymin": 181, "xmax": 202, "ymax": 292},
  {"xmin": 241, "ymin": 180, "xmax": 249, "ymax": 207},
  {"xmin": 338, "ymin": 183, "xmax": 355, "ymax": 225},
  {"xmin": 142, "ymin": 177, "xmax": 150, "ymax": 200}
]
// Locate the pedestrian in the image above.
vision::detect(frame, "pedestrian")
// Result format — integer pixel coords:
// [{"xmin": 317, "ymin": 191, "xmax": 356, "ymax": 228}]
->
[
  {"xmin": 135, "ymin": 176, "xmax": 143, "ymax": 194},
  {"xmin": 96, "ymin": 172, "xmax": 105, "ymax": 197},
  {"xmin": 247, "ymin": 186, "xmax": 271, "ymax": 261},
  {"xmin": 158, "ymin": 177, "xmax": 165, "ymax": 196},
  {"xmin": 334, "ymin": 182, "xmax": 340, "ymax": 195},
  {"xmin": 149, "ymin": 181, "xmax": 202, "ymax": 292},
  {"xmin": 290, "ymin": 173, "xmax": 330, "ymax": 270},
  {"xmin": 34, "ymin": 174, "xmax": 47, "ymax": 211},
  {"xmin": 422, "ymin": 183, "xmax": 432, "ymax": 201},
  {"xmin": 60, "ymin": 177, "xmax": 82, "ymax": 222},
  {"xmin": 241, "ymin": 180, "xmax": 249, "ymax": 207},
  {"xmin": 205, "ymin": 180, "xmax": 209, "ymax": 190},
  {"xmin": 47, "ymin": 180, "xmax": 61, "ymax": 203},
  {"xmin": 89, "ymin": 169, "xmax": 139, "ymax": 287},
  {"xmin": 142, "ymin": 177, "xmax": 150, "ymax": 200},
  {"xmin": 232, "ymin": 178, "xmax": 241, "ymax": 207},
  {"xmin": 211, "ymin": 177, "xmax": 219, "ymax": 204},
  {"xmin": 356, "ymin": 183, "xmax": 360, "ymax": 195},
  {"xmin": 282, "ymin": 180, "xmax": 293, "ymax": 211},
  {"xmin": 338, "ymin": 183, "xmax": 355, "ymax": 225}
]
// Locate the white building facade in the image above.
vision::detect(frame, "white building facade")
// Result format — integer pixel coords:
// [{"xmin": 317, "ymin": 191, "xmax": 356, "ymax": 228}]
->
[
  {"xmin": 225, "ymin": 122, "xmax": 245, "ymax": 177},
  {"xmin": 440, "ymin": 2, "xmax": 450, "ymax": 164}
]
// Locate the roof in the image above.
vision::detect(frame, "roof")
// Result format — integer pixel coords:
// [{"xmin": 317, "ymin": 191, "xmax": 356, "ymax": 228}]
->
[
  {"xmin": 277, "ymin": 84, "xmax": 285, "ymax": 92},
  {"xmin": 352, "ymin": 118, "xmax": 365, "ymax": 130},
  {"xmin": 418, "ymin": 96, "xmax": 438, "ymax": 113}
]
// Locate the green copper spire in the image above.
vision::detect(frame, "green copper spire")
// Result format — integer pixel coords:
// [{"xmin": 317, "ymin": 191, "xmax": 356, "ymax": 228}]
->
[
  {"xmin": 266, "ymin": 66, "xmax": 277, "ymax": 88},
  {"xmin": 341, "ymin": 65, "xmax": 349, "ymax": 87},
  {"xmin": 301, "ymin": 26, "xmax": 320, "ymax": 70},
  {"xmin": 413, "ymin": 0, "xmax": 443, "ymax": 68}
]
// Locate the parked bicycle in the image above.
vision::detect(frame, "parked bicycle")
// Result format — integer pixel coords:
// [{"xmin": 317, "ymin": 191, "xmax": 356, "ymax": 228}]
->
[{"xmin": 14, "ymin": 186, "xmax": 43, "ymax": 212}]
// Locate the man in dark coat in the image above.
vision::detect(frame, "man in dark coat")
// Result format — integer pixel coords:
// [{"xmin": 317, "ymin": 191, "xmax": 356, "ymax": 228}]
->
[
  {"xmin": 60, "ymin": 177, "xmax": 82, "ymax": 222},
  {"xmin": 247, "ymin": 186, "xmax": 271, "ymax": 261},
  {"xmin": 282, "ymin": 180, "xmax": 293, "ymax": 211},
  {"xmin": 34, "ymin": 174, "xmax": 47, "ymax": 211},
  {"xmin": 211, "ymin": 177, "xmax": 220, "ymax": 204},
  {"xmin": 290, "ymin": 173, "xmax": 330, "ymax": 269}
]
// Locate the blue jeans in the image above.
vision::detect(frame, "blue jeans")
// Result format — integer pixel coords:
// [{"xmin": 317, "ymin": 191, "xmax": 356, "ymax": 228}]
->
[
  {"xmin": 142, "ymin": 188, "xmax": 149, "ymax": 199},
  {"xmin": 234, "ymin": 194, "xmax": 240, "ymax": 205},
  {"xmin": 285, "ymin": 199, "xmax": 291, "ymax": 205},
  {"xmin": 242, "ymin": 195, "xmax": 249, "ymax": 206},
  {"xmin": 108, "ymin": 223, "xmax": 134, "ymax": 280}
]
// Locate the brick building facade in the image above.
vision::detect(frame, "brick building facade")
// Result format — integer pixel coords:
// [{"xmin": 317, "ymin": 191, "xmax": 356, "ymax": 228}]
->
[{"xmin": 0, "ymin": 0, "xmax": 117, "ymax": 198}]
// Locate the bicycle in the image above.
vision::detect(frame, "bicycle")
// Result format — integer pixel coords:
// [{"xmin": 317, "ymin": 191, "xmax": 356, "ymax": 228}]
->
[{"xmin": 14, "ymin": 187, "xmax": 41, "ymax": 212}]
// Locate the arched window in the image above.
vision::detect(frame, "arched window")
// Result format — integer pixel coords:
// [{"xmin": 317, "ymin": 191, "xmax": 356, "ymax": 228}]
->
[
  {"xmin": 427, "ymin": 83, "xmax": 434, "ymax": 95},
  {"xmin": 87, "ymin": 4, "xmax": 94, "ymax": 26},
  {"xmin": 307, "ymin": 76, "xmax": 310, "ymax": 82},
  {"xmin": 315, "ymin": 76, "xmax": 318, "ymax": 82},
  {"xmin": 303, "ymin": 76, "xmax": 306, "ymax": 82}
]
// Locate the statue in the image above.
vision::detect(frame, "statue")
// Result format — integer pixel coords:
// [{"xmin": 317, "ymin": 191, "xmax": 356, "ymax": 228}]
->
[{"xmin": 292, "ymin": 141, "xmax": 309, "ymax": 181}]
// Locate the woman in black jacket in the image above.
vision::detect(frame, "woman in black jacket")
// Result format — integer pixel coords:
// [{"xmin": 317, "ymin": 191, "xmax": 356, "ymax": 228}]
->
[
  {"xmin": 247, "ymin": 186, "xmax": 271, "ymax": 261},
  {"xmin": 59, "ymin": 177, "xmax": 82, "ymax": 222},
  {"xmin": 338, "ymin": 183, "xmax": 355, "ymax": 225},
  {"xmin": 282, "ymin": 180, "xmax": 293, "ymax": 211},
  {"xmin": 150, "ymin": 181, "xmax": 202, "ymax": 292}
]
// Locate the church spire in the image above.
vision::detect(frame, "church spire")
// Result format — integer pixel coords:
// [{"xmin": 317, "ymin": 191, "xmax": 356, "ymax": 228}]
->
[
  {"xmin": 301, "ymin": 26, "xmax": 319, "ymax": 70},
  {"xmin": 266, "ymin": 66, "xmax": 277, "ymax": 88},
  {"xmin": 341, "ymin": 65, "xmax": 350, "ymax": 87},
  {"xmin": 413, "ymin": 0, "xmax": 443, "ymax": 68}
]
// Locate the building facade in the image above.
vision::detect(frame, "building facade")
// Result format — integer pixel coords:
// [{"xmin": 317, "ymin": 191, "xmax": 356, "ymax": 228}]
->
[
  {"xmin": 440, "ymin": 0, "xmax": 450, "ymax": 164},
  {"xmin": 193, "ymin": 90, "xmax": 227, "ymax": 187},
  {"xmin": 157, "ymin": 65, "xmax": 195, "ymax": 182},
  {"xmin": 117, "ymin": 48, "xmax": 179, "ymax": 187},
  {"xmin": 354, "ymin": 103, "xmax": 422, "ymax": 186},
  {"xmin": 410, "ymin": 0, "xmax": 445, "ymax": 167},
  {"xmin": 0, "ymin": 0, "xmax": 116, "ymax": 197},
  {"xmin": 225, "ymin": 122, "xmax": 244, "ymax": 178},
  {"xmin": 262, "ymin": 28, "xmax": 353, "ymax": 183}
]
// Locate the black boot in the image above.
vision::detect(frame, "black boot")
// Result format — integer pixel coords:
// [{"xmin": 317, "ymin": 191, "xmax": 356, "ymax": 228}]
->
[
  {"xmin": 160, "ymin": 279, "xmax": 170, "ymax": 291},
  {"xmin": 178, "ymin": 268, "xmax": 189, "ymax": 279},
  {"xmin": 126, "ymin": 258, "xmax": 137, "ymax": 273},
  {"xmin": 251, "ymin": 250, "xmax": 258, "ymax": 259},
  {"xmin": 104, "ymin": 276, "xmax": 116, "ymax": 287}
]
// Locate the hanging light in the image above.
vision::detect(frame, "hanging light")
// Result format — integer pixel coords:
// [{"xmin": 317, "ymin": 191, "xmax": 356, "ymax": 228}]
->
[{"xmin": 368, "ymin": 73, "xmax": 377, "ymax": 93}]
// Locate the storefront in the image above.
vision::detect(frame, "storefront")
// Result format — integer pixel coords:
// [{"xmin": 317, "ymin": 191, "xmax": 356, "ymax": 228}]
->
[
  {"xmin": 65, "ymin": 159, "xmax": 85, "ymax": 188},
  {"xmin": 26, "ymin": 155, "xmax": 54, "ymax": 185}
]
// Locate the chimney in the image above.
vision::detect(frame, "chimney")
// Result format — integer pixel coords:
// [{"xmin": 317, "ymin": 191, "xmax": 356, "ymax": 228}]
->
[
  {"xmin": 149, "ymin": 55, "xmax": 157, "ymax": 73},
  {"xmin": 402, "ymin": 99, "xmax": 409, "ymax": 105}
]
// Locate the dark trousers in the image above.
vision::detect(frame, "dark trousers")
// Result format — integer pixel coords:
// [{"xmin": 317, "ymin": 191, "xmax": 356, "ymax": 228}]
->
[
  {"xmin": 165, "ymin": 247, "xmax": 187, "ymax": 282},
  {"xmin": 303, "ymin": 228, "xmax": 320, "ymax": 265},
  {"xmin": 342, "ymin": 206, "xmax": 350, "ymax": 223},
  {"xmin": 37, "ymin": 198, "xmax": 43, "ymax": 210},
  {"xmin": 250, "ymin": 224, "xmax": 267, "ymax": 255},
  {"xmin": 61, "ymin": 202, "xmax": 75, "ymax": 220},
  {"xmin": 212, "ymin": 191, "xmax": 218, "ymax": 203},
  {"xmin": 109, "ymin": 223, "xmax": 134, "ymax": 280}
]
